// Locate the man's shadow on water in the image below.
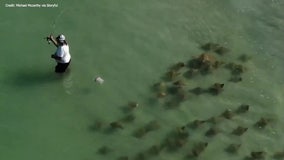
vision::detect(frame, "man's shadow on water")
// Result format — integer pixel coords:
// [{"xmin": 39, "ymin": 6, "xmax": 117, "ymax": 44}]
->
[{"xmin": 7, "ymin": 68, "xmax": 67, "ymax": 87}]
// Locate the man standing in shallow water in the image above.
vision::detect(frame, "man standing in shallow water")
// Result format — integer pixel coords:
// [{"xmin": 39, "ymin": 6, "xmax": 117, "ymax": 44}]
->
[{"xmin": 47, "ymin": 34, "xmax": 71, "ymax": 73}]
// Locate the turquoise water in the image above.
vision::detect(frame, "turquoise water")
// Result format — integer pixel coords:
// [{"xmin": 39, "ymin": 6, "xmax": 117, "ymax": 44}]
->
[{"xmin": 0, "ymin": 0, "xmax": 284, "ymax": 160}]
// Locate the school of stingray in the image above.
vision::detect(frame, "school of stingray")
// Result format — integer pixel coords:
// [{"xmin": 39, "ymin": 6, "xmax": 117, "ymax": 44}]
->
[{"xmin": 89, "ymin": 43, "xmax": 284, "ymax": 160}]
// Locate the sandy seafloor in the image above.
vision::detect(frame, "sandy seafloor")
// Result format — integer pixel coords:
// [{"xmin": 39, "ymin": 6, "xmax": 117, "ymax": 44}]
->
[{"xmin": 0, "ymin": 0, "xmax": 284, "ymax": 160}]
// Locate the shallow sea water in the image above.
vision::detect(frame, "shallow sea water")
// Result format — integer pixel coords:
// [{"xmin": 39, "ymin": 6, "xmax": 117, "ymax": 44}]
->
[{"xmin": 0, "ymin": 0, "xmax": 284, "ymax": 160}]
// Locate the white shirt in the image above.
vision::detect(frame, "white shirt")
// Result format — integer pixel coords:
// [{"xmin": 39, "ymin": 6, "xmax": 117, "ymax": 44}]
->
[{"xmin": 55, "ymin": 44, "xmax": 71, "ymax": 63}]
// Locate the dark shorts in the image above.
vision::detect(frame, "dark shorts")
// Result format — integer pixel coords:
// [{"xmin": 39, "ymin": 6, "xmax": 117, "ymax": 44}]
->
[{"xmin": 55, "ymin": 60, "xmax": 71, "ymax": 73}]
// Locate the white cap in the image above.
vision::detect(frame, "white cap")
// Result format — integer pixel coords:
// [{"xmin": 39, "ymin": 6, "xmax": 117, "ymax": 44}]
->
[
  {"xmin": 95, "ymin": 76, "xmax": 104, "ymax": 84},
  {"xmin": 58, "ymin": 34, "xmax": 65, "ymax": 42}
]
